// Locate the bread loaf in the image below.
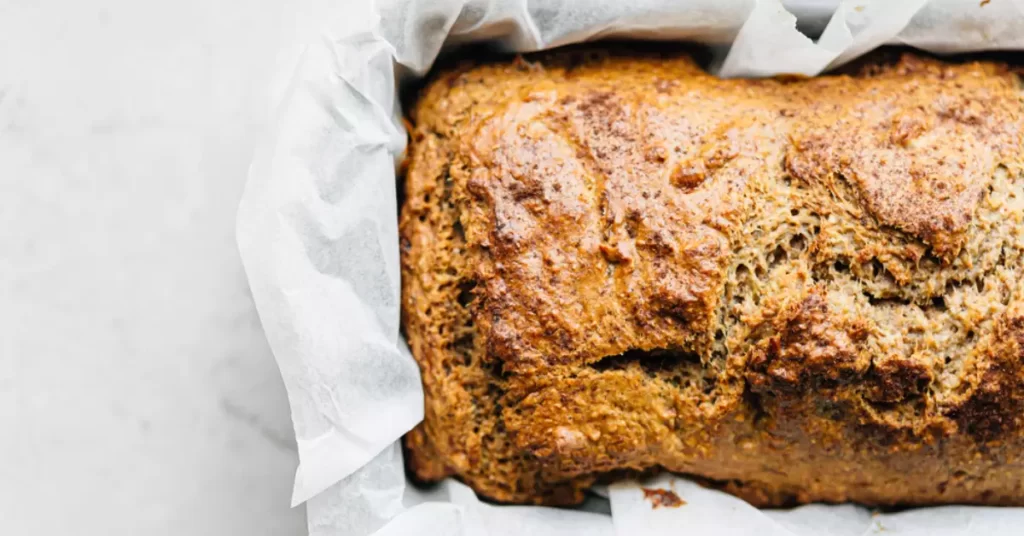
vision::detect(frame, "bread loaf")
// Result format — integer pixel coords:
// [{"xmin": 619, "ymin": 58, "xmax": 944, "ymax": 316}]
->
[{"xmin": 399, "ymin": 48, "xmax": 1024, "ymax": 506}]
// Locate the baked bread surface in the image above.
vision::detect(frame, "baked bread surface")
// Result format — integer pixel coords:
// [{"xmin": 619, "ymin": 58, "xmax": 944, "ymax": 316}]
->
[{"xmin": 399, "ymin": 48, "xmax": 1024, "ymax": 506}]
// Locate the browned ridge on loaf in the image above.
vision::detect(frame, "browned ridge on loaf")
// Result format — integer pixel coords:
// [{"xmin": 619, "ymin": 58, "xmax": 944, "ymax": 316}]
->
[{"xmin": 399, "ymin": 47, "xmax": 1024, "ymax": 507}]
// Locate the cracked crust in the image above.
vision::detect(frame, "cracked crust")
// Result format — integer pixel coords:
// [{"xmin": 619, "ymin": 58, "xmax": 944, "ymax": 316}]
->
[{"xmin": 399, "ymin": 47, "xmax": 1024, "ymax": 507}]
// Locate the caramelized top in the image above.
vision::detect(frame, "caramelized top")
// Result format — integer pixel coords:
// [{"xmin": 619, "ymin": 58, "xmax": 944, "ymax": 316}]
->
[{"xmin": 412, "ymin": 51, "xmax": 1024, "ymax": 373}]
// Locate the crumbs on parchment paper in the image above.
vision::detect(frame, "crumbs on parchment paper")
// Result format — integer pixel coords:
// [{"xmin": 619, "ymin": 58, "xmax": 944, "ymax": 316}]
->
[{"xmin": 641, "ymin": 487, "xmax": 685, "ymax": 509}]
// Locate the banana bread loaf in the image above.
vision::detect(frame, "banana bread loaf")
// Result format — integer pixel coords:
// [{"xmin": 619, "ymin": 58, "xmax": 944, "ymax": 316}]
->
[{"xmin": 399, "ymin": 48, "xmax": 1024, "ymax": 507}]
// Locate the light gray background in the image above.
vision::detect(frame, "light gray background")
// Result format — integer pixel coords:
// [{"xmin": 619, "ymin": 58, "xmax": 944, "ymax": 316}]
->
[{"xmin": 1, "ymin": 1, "xmax": 317, "ymax": 533}]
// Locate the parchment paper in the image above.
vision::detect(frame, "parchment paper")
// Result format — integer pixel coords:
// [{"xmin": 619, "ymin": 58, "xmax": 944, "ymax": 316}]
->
[{"xmin": 236, "ymin": 0, "xmax": 1024, "ymax": 534}]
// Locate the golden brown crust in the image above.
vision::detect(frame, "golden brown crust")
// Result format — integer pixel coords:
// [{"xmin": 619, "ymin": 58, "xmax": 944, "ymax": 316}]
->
[{"xmin": 400, "ymin": 47, "xmax": 1024, "ymax": 507}]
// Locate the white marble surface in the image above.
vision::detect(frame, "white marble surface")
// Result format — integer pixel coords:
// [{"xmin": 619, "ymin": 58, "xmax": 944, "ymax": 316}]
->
[{"xmin": 1, "ymin": 1, "xmax": 318, "ymax": 534}]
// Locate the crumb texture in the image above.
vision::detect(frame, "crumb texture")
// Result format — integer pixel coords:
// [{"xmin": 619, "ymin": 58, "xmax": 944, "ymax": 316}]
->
[{"xmin": 400, "ymin": 48, "xmax": 1024, "ymax": 506}]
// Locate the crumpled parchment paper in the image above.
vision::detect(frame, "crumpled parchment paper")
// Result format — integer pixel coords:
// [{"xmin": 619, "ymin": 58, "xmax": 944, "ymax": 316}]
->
[{"xmin": 236, "ymin": 0, "xmax": 1024, "ymax": 534}]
